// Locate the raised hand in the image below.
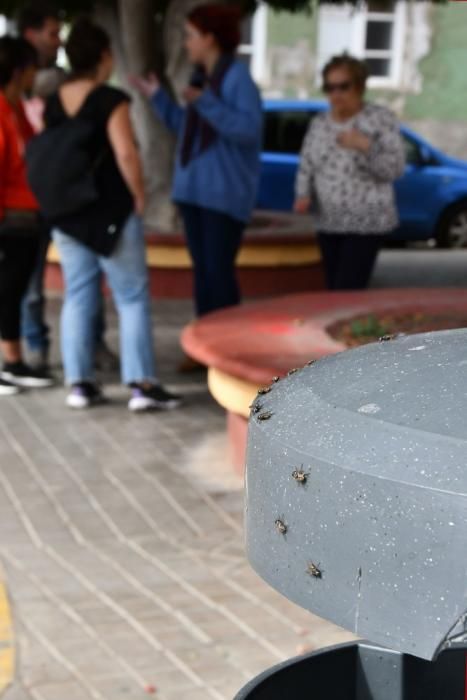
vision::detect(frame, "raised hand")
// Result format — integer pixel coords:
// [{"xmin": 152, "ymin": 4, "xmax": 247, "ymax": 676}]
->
[
  {"xmin": 336, "ymin": 129, "xmax": 371, "ymax": 153},
  {"xmin": 129, "ymin": 73, "xmax": 161, "ymax": 99},
  {"xmin": 182, "ymin": 86, "xmax": 203, "ymax": 104}
]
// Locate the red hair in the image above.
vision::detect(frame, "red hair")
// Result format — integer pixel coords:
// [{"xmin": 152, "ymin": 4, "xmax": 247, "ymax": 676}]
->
[{"xmin": 187, "ymin": 4, "xmax": 242, "ymax": 54}]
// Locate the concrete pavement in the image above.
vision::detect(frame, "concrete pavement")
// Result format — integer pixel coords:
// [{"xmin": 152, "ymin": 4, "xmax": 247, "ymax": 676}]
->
[{"xmin": 0, "ymin": 299, "xmax": 354, "ymax": 700}]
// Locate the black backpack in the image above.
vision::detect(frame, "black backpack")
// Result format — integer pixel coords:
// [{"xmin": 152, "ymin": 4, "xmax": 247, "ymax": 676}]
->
[{"xmin": 26, "ymin": 117, "xmax": 104, "ymax": 220}]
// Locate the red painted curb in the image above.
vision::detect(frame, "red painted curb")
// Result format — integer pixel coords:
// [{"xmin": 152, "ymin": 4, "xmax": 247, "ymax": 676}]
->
[{"xmin": 182, "ymin": 288, "xmax": 467, "ymax": 386}]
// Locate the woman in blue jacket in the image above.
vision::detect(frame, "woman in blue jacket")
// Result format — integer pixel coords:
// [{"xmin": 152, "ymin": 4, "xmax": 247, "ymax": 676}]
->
[{"xmin": 135, "ymin": 4, "xmax": 262, "ymax": 325}]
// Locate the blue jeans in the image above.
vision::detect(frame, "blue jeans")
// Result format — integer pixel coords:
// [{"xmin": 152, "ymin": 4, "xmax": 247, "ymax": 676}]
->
[
  {"xmin": 21, "ymin": 228, "xmax": 107, "ymax": 353},
  {"xmin": 53, "ymin": 215, "xmax": 157, "ymax": 385},
  {"xmin": 178, "ymin": 204, "xmax": 244, "ymax": 316}
]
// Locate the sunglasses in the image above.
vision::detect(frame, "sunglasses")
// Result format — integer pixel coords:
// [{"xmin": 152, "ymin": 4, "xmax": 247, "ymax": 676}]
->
[{"xmin": 323, "ymin": 80, "xmax": 353, "ymax": 94}]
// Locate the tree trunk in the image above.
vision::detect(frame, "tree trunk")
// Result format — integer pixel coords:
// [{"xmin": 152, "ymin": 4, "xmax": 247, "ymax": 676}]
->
[
  {"xmin": 117, "ymin": 0, "xmax": 178, "ymax": 232},
  {"xmin": 94, "ymin": 3, "xmax": 130, "ymax": 85},
  {"xmin": 101, "ymin": 0, "xmax": 224, "ymax": 232}
]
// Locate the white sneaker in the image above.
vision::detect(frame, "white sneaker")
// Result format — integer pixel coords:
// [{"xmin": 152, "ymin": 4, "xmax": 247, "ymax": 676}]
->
[
  {"xmin": 128, "ymin": 384, "xmax": 182, "ymax": 412},
  {"xmin": 67, "ymin": 383, "xmax": 106, "ymax": 409}
]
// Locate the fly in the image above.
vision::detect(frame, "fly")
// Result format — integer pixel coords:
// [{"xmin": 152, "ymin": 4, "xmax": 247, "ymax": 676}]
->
[{"xmin": 257, "ymin": 411, "xmax": 273, "ymax": 421}]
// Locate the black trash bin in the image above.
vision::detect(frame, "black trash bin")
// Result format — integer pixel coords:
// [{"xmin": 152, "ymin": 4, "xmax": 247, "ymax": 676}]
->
[{"xmin": 235, "ymin": 642, "xmax": 467, "ymax": 699}]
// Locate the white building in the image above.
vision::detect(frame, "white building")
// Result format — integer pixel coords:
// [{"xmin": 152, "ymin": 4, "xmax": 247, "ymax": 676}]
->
[{"xmin": 245, "ymin": 1, "xmax": 432, "ymax": 98}]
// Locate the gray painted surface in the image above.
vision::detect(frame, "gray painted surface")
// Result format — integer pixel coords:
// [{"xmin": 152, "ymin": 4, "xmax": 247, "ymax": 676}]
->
[{"xmin": 245, "ymin": 329, "xmax": 467, "ymax": 660}]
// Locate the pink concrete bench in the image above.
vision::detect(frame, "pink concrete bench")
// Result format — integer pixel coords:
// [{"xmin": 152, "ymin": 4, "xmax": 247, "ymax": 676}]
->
[
  {"xmin": 46, "ymin": 211, "xmax": 325, "ymax": 299},
  {"xmin": 182, "ymin": 288, "xmax": 467, "ymax": 474}
]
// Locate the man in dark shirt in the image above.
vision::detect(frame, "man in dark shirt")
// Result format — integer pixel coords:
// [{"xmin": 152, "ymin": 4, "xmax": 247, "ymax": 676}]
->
[{"xmin": 19, "ymin": 1, "xmax": 118, "ymax": 372}]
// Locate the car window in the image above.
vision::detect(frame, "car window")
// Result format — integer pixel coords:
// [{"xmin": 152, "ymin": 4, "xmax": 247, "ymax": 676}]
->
[
  {"xmin": 403, "ymin": 134, "xmax": 422, "ymax": 165},
  {"xmin": 263, "ymin": 110, "xmax": 317, "ymax": 154}
]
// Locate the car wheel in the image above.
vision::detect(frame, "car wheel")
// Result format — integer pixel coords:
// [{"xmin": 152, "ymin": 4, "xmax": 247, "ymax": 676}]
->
[{"xmin": 436, "ymin": 201, "xmax": 467, "ymax": 248}]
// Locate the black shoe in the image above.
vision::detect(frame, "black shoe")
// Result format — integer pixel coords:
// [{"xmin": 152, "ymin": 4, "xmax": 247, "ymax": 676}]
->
[
  {"xmin": 128, "ymin": 383, "xmax": 183, "ymax": 412},
  {"xmin": 1, "ymin": 362, "xmax": 54, "ymax": 388},
  {"xmin": 0, "ymin": 377, "xmax": 21, "ymax": 396},
  {"xmin": 66, "ymin": 383, "xmax": 106, "ymax": 410}
]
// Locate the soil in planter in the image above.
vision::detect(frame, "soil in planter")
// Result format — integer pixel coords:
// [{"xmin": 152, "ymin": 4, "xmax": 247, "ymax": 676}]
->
[{"xmin": 328, "ymin": 310, "xmax": 467, "ymax": 348}]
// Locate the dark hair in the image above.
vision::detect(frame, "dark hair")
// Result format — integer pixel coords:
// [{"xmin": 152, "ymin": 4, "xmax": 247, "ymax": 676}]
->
[
  {"xmin": 18, "ymin": 2, "xmax": 60, "ymax": 35},
  {"xmin": 322, "ymin": 54, "xmax": 369, "ymax": 93},
  {"xmin": 187, "ymin": 4, "xmax": 242, "ymax": 54},
  {"xmin": 0, "ymin": 36, "xmax": 38, "ymax": 88},
  {"xmin": 65, "ymin": 17, "xmax": 111, "ymax": 77}
]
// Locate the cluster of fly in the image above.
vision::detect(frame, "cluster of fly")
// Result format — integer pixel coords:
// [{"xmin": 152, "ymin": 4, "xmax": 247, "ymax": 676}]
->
[
  {"xmin": 307, "ymin": 562, "xmax": 322, "ymax": 579},
  {"xmin": 275, "ymin": 518, "xmax": 287, "ymax": 535}
]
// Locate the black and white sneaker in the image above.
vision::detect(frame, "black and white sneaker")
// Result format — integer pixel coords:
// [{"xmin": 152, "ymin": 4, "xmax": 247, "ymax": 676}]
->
[
  {"xmin": 128, "ymin": 383, "xmax": 182, "ymax": 412},
  {"xmin": 1, "ymin": 362, "xmax": 54, "ymax": 388},
  {"xmin": 66, "ymin": 383, "xmax": 106, "ymax": 410},
  {"xmin": 0, "ymin": 377, "xmax": 21, "ymax": 396}
]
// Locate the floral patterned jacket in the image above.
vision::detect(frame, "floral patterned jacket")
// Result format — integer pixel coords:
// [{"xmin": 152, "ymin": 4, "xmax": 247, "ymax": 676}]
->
[{"xmin": 295, "ymin": 103, "xmax": 406, "ymax": 234}]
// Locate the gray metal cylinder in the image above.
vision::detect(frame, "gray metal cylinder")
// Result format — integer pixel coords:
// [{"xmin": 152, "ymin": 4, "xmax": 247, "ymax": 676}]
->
[{"xmin": 245, "ymin": 330, "xmax": 467, "ymax": 662}]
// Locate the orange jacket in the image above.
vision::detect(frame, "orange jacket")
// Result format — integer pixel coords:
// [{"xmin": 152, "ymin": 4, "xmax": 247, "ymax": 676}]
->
[{"xmin": 0, "ymin": 93, "xmax": 38, "ymax": 218}]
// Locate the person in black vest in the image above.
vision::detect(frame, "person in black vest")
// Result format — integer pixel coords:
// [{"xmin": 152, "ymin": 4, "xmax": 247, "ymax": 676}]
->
[
  {"xmin": 19, "ymin": 2, "xmax": 118, "ymax": 372},
  {"xmin": 44, "ymin": 18, "xmax": 181, "ymax": 411}
]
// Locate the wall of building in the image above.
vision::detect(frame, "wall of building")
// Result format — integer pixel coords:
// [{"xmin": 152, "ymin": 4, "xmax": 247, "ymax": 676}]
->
[
  {"xmin": 259, "ymin": 2, "xmax": 467, "ymax": 158},
  {"xmin": 404, "ymin": 3, "xmax": 467, "ymax": 122},
  {"xmin": 262, "ymin": 9, "xmax": 318, "ymax": 98}
]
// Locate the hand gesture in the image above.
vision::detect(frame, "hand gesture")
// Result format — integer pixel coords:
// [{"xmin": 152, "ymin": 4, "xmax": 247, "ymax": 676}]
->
[
  {"xmin": 183, "ymin": 86, "xmax": 203, "ymax": 104},
  {"xmin": 293, "ymin": 197, "xmax": 312, "ymax": 215},
  {"xmin": 337, "ymin": 129, "xmax": 371, "ymax": 153},
  {"xmin": 130, "ymin": 73, "xmax": 161, "ymax": 99}
]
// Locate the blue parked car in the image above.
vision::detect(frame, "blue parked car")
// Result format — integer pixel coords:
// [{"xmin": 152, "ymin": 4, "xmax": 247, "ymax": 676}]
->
[{"xmin": 258, "ymin": 100, "xmax": 467, "ymax": 248}]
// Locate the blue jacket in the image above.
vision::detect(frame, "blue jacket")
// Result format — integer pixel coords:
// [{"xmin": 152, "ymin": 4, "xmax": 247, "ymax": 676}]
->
[{"xmin": 151, "ymin": 60, "xmax": 262, "ymax": 223}]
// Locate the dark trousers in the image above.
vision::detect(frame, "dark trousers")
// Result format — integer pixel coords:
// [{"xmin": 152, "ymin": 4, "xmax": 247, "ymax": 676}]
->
[
  {"xmin": 179, "ymin": 204, "xmax": 244, "ymax": 316},
  {"xmin": 0, "ymin": 233, "xmax": 39, "ymax": 341},
  {"xmin": 21, "ymin": 227, "xmax": 51, "ymax": 351},
  {"xmin": 318, "ymin": 233, "xmax": 383, "ymax": 290}
]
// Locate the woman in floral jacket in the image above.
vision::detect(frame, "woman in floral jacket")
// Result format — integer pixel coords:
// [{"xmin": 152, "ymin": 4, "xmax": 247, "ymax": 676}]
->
[{"xmin": 294, "ymin": 54, "xmax": 405, "ymax": 290}]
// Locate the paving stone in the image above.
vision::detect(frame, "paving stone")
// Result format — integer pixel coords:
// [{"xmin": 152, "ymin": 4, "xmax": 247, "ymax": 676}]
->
[
  {"xmin": 3, "ymin": 685, "xmax": 32, "ymax": 700},
  {"xmin": 26, "ymin": 681, "xmax": 96, "ymax": 700},
  {"xmin": 0, "ymin": 298, "xmax": 354, "ymax": 699}
]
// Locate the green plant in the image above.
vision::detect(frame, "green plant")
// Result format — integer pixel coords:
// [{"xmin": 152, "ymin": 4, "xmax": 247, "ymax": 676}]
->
[{"xmin": 350, "ymin": 314, "xmax": 389, "ymax": 339}]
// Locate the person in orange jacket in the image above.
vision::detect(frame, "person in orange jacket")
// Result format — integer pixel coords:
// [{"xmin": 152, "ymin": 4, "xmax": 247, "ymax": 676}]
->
[{"xmin": 0, "ymin": 36, "xmax": 53, "ymax": 393}]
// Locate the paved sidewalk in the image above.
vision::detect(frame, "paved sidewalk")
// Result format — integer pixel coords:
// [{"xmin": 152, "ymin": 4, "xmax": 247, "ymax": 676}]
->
[{"xmin": 0, "ymin": 298, "xmax": 353, "ymax": 700}]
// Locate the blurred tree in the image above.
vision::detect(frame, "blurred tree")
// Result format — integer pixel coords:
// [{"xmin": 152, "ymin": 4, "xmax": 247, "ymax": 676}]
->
[{"xmin": 0, "ymin": 0, "xmax": 434, "ymax": 230}]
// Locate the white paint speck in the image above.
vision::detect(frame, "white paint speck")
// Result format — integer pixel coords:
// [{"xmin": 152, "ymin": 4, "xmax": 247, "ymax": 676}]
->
[{"xmin": 358, "ymin": 404, "xmax": 381, "ymax": 415}]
